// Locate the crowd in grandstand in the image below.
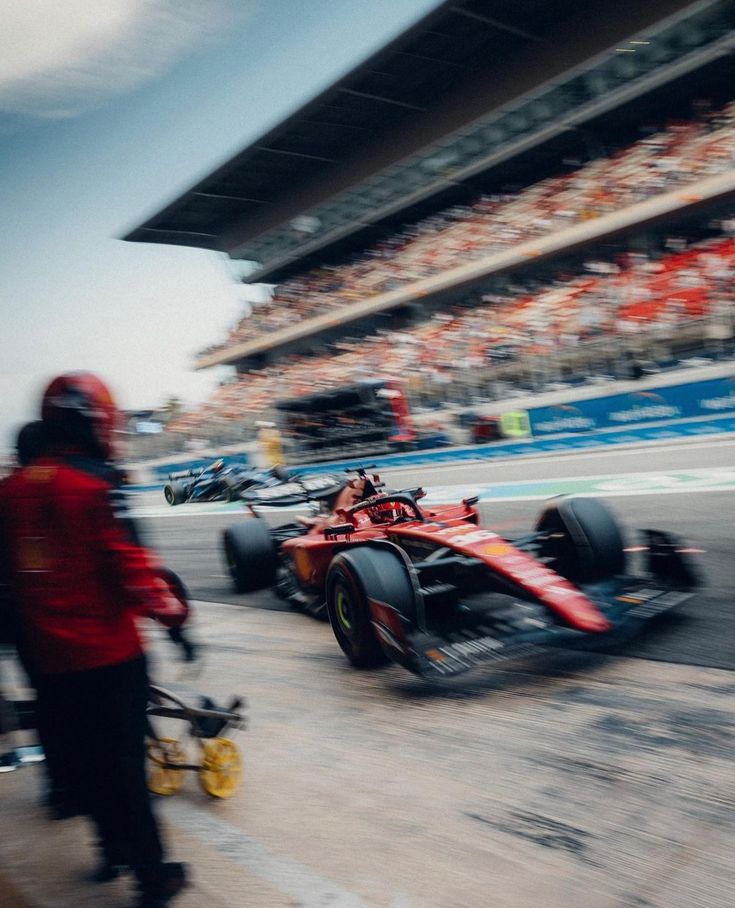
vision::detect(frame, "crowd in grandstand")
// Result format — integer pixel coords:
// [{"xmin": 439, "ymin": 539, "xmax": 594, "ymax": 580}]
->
[
  {"xmin": 198, "ymin": 97, "xmax": 735, "ymax": 359},
  {"xmin": 168, "ymin": 230, "xmax": 735, "ymax": 437}
]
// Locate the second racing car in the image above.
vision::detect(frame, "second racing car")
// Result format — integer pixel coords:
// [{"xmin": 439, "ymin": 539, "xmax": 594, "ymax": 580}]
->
[
  {"xmin": 163, "ymin": 459, "xmax": 343, "ymax": 507},
  {"xmin": 221, "ymin": 468, "xmax": 699, "ymax": 679}
]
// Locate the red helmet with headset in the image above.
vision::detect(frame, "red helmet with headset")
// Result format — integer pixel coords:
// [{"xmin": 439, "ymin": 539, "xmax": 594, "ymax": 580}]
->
[
  {"xmin": 366, "ymin": 500, "xmax": 406, "ymax": 524},
  {"xmin": 41, "ymin": 372, "xmax": 119, "ymax": 459}
]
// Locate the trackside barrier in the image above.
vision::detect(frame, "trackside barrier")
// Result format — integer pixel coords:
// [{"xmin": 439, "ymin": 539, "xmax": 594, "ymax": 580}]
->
[
  {"xmin": 124, "ymin": 413, "xmax": 735, "ymax": 491},
  {"xmin": 125, "ymin": 373, "xmax": 735, "ymax": 489},
  {"xmin": 528, "ymin": 376, "xmax": 735, "ymax": 436},
  {"xmin": 291, "ymin": 376, "xmax": 735, "ymax": 474},
  {"xmin": 285, "ymin": 413, "xmax": 735, "ymax": 475}
]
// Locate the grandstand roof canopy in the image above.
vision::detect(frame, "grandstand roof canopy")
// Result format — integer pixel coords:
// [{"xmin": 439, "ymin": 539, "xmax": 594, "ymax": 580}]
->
[{"xmin": 124, "ymin": 0, "xmax": 694, "ymax": 265}]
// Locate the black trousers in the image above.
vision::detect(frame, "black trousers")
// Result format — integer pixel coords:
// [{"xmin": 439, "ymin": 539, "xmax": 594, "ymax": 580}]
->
[{"xmin": 36, "ymin": 656, "xmax": 165, "ymax": 871}]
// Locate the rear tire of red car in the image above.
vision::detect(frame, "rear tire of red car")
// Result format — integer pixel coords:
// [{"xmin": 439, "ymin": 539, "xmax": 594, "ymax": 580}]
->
[
  {"xmin": 326, "ymin": 548, "xmax": 414, "ymax": 669},
  {"xmin": 222, "ymin": 520, "xmax": 278, "ymax": 593},
  {"xmin": 536, "ymin": 496, "xmax": 625, "ymax": 583}
]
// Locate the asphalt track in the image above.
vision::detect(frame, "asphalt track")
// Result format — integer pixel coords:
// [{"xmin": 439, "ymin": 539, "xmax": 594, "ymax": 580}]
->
[{"xmin": 142, "ymin": 436, "xmax": 735, "ymax": 672}]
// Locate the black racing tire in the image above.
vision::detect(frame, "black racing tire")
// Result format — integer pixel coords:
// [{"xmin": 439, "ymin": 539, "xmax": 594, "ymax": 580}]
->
[
  {"xmin": 164, "ymin": 481, "xmax": 188, "ymax": 506},
  {"xmin": 222, "ymin": 520, "xmax": 277, "ymax": 593},
  {"xmin": 536, "ymin": 496, "xmax": 625, "ymax": 583},
  {"xmin": 326, "ymin": 547, "xmax": 415, "ymax": 669}
]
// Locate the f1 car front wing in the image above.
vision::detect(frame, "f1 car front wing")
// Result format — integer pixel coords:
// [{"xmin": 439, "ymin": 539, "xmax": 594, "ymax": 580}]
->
[{"xmin": 369, "ymin": 580, "xmax": 694, "ymax": 679}]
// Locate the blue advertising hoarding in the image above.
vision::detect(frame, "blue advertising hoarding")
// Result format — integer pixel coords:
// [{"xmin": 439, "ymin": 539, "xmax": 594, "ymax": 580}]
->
[{"xmin": 528, "ymin": 376, "xmax": 735, "ymax": 436}]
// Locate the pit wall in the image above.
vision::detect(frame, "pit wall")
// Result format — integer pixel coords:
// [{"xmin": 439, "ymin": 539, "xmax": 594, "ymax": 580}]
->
[
  {"xmin": 124, "ymin": 365, "xmax": 735, "ymax": 485},
  {"xmin": 289, "ymin": 369, "xmax": 735, "ymax": 473}
]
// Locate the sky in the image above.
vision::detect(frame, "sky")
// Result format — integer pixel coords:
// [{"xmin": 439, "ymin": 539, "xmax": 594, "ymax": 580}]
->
[{"xmin": 0, "ymin": 0, "xmax": 440, "ymax": 447}]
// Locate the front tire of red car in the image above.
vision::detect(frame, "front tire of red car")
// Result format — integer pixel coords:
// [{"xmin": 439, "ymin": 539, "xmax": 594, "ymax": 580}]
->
[
  {"xmin": 327, "ymin": 548, "xmax": 415, "ymax": 669},
  {"xmin": 536, "ymin": 496, "xmax": 625, "ymax": 583},
  {"xmin": 327, "ymin": 554, "xmax": 389, "ymax": 669}
]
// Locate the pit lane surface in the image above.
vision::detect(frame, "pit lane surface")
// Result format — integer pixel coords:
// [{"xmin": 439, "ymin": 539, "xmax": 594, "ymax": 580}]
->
[{"xmin": 2, "ymin": 438, "xmax": 734, "ymax": 908}]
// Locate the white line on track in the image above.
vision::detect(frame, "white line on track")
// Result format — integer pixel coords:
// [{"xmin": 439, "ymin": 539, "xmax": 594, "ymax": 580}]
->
[
  {"xmin": 458, "ymin": 484, "xmax": 735, "ymax": 503},
  {"xmin": 384, "ymin": 435, "xmax": 735, "ymax": 475},
  {"xmin": 165, "ymin": 801, "xmax": 385, "ymax": 907},
  {"xmin": 132, "ymin": 466, "xmax": 735, "ymax": 517},
  {"xmin": 438, "ymin": 465, "xmax": 735, "ymax": 488}
]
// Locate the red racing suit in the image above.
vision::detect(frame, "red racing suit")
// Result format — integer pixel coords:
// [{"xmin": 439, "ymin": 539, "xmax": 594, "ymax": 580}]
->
[{"xmin": 0, "ymin": 455, "xmax": 186, "ymax": 675}]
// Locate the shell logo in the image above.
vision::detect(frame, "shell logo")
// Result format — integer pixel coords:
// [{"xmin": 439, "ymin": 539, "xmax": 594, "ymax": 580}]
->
[{"xmin": 482, "ymin": 543, "xmax": 513, "ymax": 556}]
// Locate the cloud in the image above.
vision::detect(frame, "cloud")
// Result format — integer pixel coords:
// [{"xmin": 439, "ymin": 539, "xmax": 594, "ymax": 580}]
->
[{"xmin": 0, "ymin": 0, "xmax": 250, "ymax": 119}]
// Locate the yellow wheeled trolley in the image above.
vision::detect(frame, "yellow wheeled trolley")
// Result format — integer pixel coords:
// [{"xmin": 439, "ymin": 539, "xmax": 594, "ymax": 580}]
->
[{"xmin": 146, "ymin": 684, "xmax": 246, "ymax": 799}]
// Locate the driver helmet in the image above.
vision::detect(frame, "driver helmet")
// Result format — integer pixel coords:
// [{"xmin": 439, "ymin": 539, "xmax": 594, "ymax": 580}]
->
[
  {"xmin": 41, "ymin": 372, "xmax": 118, "ymax": 460},
  {"xmin": 366, "ymin": 500, "xmax": 405, "ymax": 524},
  {"xmin": 211, "ymin": 458, "xmax": 225, "ymax": 473}
]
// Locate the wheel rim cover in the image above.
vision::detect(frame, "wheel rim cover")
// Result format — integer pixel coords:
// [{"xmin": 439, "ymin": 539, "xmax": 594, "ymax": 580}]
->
[{"xmin": 336, "ymin": 587, "xmax": 352, "ymax": 630}]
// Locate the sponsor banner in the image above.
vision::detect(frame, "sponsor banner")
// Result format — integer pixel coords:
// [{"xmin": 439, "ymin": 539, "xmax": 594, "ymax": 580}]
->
[
  {"xmin": 126, "ymin": 413, "xmax": 735, "ymax": 490},
  {"xmin": 500, "ymin": 410, "xmax": 531, "ymax": 438},
  {"xmin": 528, "ymin": 377, "xmax": 735, "ymax": 436}
]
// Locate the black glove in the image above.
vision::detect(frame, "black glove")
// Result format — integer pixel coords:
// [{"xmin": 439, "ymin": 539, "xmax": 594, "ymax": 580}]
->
[{"xmin": 166, "ymin": 626, "xmax": 197, "ymax": 663}]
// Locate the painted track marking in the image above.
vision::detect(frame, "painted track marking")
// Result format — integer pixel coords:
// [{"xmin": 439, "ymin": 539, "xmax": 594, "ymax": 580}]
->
[
  {"xmin": 132, "ymin": 466, "xmax": 735, "ymax": 516},
  {"xmin": 165, "ymin": 800, "xmax": 385, "ymax": 907}
]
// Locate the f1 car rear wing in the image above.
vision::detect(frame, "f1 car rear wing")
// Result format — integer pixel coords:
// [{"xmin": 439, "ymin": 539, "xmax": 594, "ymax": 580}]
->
[{"xmin": 168, "ymin": 469, "xmax": 201, "ymax": 480}]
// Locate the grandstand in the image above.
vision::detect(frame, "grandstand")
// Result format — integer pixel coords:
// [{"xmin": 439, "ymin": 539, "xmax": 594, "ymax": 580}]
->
[{"xmin": 124, "ymin": 0, "xmax": 735, "ymax": 454}]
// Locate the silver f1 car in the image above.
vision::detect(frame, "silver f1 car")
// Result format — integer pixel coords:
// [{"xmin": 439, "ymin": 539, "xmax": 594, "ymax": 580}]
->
[{"xmin": 163, "ymin": 460, "xmax": 343, "ymax": 507}]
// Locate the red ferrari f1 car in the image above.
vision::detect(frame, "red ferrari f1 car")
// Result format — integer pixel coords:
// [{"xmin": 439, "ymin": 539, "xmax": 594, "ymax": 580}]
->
[{"xmin": 222, "ymin": 469, "xmax": 698, "ymax": 678}]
